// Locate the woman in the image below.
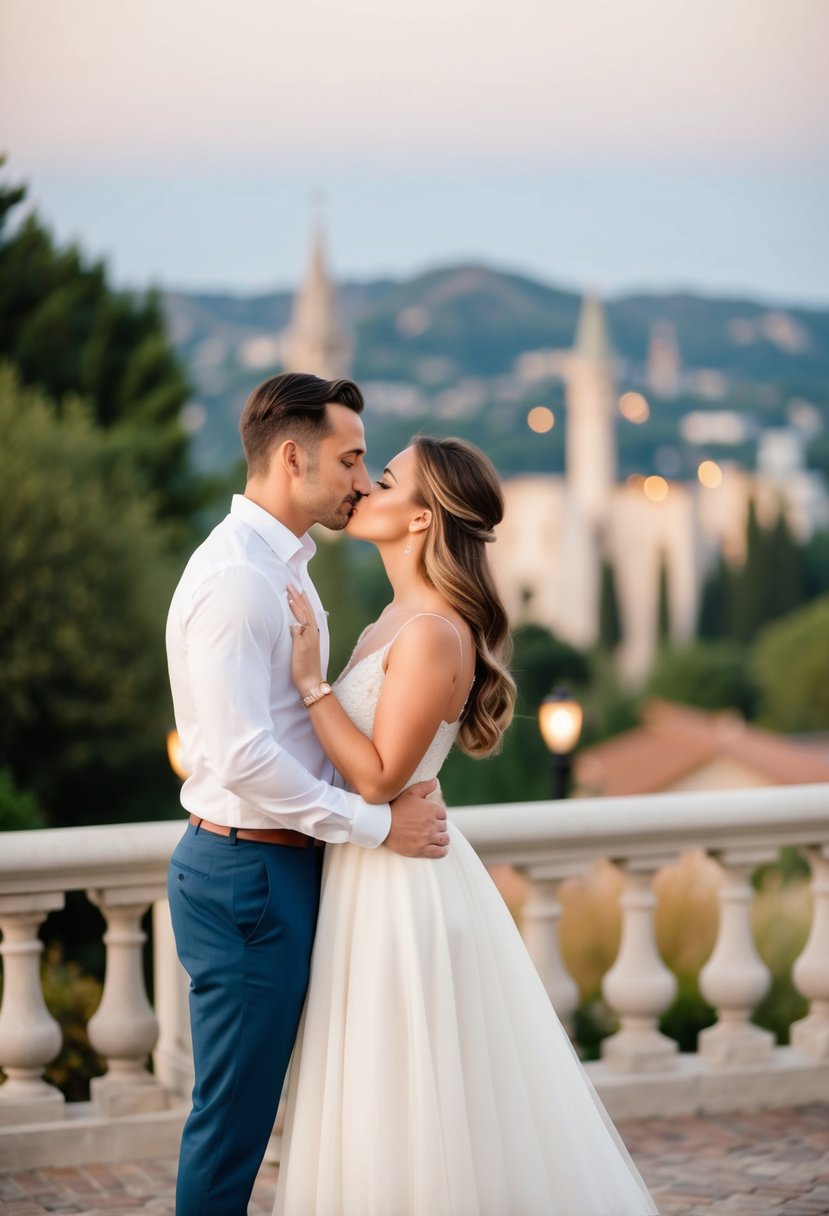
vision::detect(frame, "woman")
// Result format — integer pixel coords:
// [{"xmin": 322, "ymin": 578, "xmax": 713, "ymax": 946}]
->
[{"xmin": 274, "ymin": 436, "xmax": 657, "ymax": 1216}]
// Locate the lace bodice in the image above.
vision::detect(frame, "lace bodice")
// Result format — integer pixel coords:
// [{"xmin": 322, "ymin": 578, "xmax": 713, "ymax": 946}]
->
[{"xmin": 334, "ymin": 642, "xmax": 462, "ymax": 786}]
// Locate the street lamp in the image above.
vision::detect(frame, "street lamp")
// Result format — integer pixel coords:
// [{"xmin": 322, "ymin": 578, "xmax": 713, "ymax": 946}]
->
[{"xmin": 538, "ymin": 686, "xmax": 583, "ymax": 800}]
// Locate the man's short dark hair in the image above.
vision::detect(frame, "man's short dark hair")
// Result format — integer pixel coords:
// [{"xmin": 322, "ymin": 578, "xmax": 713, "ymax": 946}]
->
[{"xmin": 239, "ymin": 373, "xmax": 365, "ymax": 475}]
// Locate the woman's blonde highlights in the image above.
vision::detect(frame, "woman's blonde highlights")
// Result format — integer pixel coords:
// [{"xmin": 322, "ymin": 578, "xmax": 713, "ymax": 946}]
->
[{"xmin": 412, "ymin": 436, "xmax": 516, "ymax": 758}]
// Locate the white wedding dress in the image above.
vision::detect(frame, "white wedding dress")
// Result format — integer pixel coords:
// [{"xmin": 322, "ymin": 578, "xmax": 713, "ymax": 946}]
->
[{"xmin": 274, "ymin": 634, "xmax": 658, "ymax": 1216}]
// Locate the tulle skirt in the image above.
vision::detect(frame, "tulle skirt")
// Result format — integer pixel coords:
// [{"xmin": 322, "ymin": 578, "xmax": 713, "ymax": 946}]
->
[{"xmin": 274, "ymin": 824, "xmax": 658, "ymax": 1216}]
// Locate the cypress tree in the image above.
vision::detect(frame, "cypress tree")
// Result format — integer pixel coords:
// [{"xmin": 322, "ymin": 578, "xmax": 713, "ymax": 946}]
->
[
  {"xmin": 731, "ymin": 499, "xmax": 766, "ymax": 641},
  {"xmin": 598, "ymin": 557, "xmax": 622, "ymax": 652},
  {"xmin": 657, "ymin": 550, "xmax": 671, "ymax": 645},
  {"xmin": 730, "ymin": 499, "xmax": 798, "ymax": 642},
  {"xmin": 698, "ymin": 552, "xmax": 729, "ymax": 639},
  {"xmin": 769, "ymin": 510, "xmax": 804, "ymax": 619}
]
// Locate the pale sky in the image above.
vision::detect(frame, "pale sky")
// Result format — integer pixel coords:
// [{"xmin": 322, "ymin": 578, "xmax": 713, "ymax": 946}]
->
[{"xmin": 2, "ymin": 0, "xmax": 828, "ymax": 302}]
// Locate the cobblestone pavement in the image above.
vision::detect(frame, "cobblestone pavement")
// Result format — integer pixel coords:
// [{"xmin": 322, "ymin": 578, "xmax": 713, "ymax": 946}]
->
[{"xmin": 0, "ymin": 1105, "xmax": 826, "ymax": 1215}]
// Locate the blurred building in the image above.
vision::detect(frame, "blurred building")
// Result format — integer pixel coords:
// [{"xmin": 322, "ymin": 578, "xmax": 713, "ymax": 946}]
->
[
  {"xmin": 283, "ymin": 222, "xmax": 351, "ymax": 380},
  {"xmin": 574, "ymin": 701, "xmax": 829, "ymax": 796},
  {"xmin": 491, "ymin": 296, "xmax": 829, "ymax": 682},
  {"xmin": 646, "ymin": 320, "xmax": 681, "ymax": 399}
]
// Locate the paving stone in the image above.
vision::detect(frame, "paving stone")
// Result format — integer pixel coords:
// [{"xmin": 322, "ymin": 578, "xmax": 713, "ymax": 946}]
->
[
  {"xmin": 2, "ymin": 1104, "xmax": 828, "ymax": 1213},
  {"xmin": 1, "ymin": 1204, "xmax": 51, "ymax": 1215}
]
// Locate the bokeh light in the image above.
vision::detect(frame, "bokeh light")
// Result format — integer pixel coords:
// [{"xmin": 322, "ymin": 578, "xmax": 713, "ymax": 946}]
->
[
  {"xmin": 527, "ymin": 406, "xmax": 555, "ymax": 433},
  {"xmin": 619, "ymin": 392, "xmax": 650, "ymax": 424},
  {"xmin": 643, "ymin": 475, "xmax": 669, "ymax": 502},
  {"xmin": 697, "ymin": 459, "xmax": 723, "ymax": 488}
]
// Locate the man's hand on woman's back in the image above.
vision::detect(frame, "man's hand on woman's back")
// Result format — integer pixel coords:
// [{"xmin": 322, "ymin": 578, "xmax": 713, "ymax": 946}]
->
[{"xmin": 385, "ymin": 779, "xmax": 450, "ymax": 859}]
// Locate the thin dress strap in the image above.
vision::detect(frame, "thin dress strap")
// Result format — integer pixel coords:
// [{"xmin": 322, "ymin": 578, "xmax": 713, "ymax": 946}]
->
[{"xmin": 386, "ymin": 612, "xmax": 464, "ymax": 662}]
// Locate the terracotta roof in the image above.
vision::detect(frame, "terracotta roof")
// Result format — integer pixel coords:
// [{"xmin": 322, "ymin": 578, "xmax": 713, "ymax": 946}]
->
[{"xmin": 574, "ymin": 700, "xmax": 829, "ymax": 796}]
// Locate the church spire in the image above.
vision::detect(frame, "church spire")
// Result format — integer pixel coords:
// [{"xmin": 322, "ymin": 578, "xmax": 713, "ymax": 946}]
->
[
  {"xmin": 574, "ymin": 293, "xmax": 614, "ymax": 366},
  {"xmin": 565, "ymin": 294, "xmax": 617, "ymax": 533},
  {"xmin": 284, "ymin": 208, "xmax": 351, "ymax": 380}
]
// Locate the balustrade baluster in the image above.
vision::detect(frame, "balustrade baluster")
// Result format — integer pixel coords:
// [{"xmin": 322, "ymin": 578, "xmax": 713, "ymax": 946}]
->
[
  {"xmin": 520, "ymin": 876, "xmax": 580, "ymax": 1022},
  {"xmin": 86, "ymin": 885, "xmax": 168, "ymax": 1116},
  {"xmin": 791, "ymin": 848, "xmax": 829, "ymax": 1060},
  {"xmin": 600, "ymin": 863, "xmax": 678, "ymax": 1072},
  {"xmin": 698, "ymin": 855, "xmax": 775, "ymax": 1064},
  {"xmin": 152, "ymin": 898, "xmax": 194, "ymax": 1097},
  {"xmin": 0, "ymin": 893, "xmax": 66, "ymax": 1124}
]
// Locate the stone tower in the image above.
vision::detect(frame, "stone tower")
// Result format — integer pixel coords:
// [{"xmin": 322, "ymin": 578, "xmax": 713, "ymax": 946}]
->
[
  {"xmin": 283, "ymin": 221, "xmax": 351, "ymax": 379},
  {"xmin": 554, "ymin": 296, "xmax": 618, "ymax": 649},
  {"xmin": 565, "ymin": 294, "xmax": 617, "ymax": 536},
  {"xmin": 647, "ymin": 320, "xmax": 681, "ymax": 398}
]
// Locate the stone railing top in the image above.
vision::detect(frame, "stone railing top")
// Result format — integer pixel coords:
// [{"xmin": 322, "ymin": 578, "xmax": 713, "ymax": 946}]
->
[
  {"xmin": 450, "ymin": 782, "xmax": 829, "ymax": 873},
  {"xmin": 0, "ymin": 819, "xmax": 186, "ymax": 897},
  {"xmin": 0, "ymin": 783, "xmax": 827, "ymax": 896}
]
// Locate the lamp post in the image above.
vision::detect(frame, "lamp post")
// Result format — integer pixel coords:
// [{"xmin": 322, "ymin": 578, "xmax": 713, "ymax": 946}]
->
[{"xmin": 538, "ymin": 686, "xmax": 583, "ymax": 800}]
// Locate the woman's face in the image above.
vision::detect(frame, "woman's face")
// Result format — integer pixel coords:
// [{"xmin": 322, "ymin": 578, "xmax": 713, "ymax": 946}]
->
[{"xmin": 345, "ymin": 445, "xmax": 423, "ymax": 545}]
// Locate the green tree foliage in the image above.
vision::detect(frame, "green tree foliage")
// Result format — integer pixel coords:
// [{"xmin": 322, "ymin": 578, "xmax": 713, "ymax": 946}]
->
[
  {"xmin": 697, "ymin": 552, "xmax": 732, "ymax": 639},
  {"xmin": 768, "ymin": 512, "xmax": 804, "ymax": 619},
  {"xmin": 753, "ymin": 595, "xmax": 829, "ymax": 731},
  {"xmin": 579, "ymin": 654, "xmax": 641, "ymax": 744},
  {"xmin": 0, "ymin": 169, "xmax": 202, "ymax": 536},
  {"xmin": 657, "ymin": 551, "xmax": 670, "ymax": 645},
  {"xmin": 730, "ymin": 499, "xmax": 778, "ymax": 641},
  {"xmin": 0, "ymin": 367, "xmax": 180, "ymax": 824},
  {"xmin": 598, "ymin": 557, "xmax": 622, "ymax": 652},
  {"xmin": 0, "ymin": 767, "xmax": 44, "ymax": 831},
  {"xmin": 646, "ymin": 641, "xmax": 758, "ymax": 717},
  {"xmin": 803, "ymin": 530, "xmax": 829, "ymax": 599},
  {"xmin": 699, "ymin": 503, "xmax": 806, "ymax": 645}
]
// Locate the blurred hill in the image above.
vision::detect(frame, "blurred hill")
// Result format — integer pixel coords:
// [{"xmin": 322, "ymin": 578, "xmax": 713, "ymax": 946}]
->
[{"xmin": 163, "ymin": 263, "xmax": 829, "ymax": 476}]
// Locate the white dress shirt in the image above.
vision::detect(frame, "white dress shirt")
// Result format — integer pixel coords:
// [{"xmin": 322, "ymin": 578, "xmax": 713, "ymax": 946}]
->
[{"xmin": 165, "ymin": 494, "xmax": 391, "ymax": 846}]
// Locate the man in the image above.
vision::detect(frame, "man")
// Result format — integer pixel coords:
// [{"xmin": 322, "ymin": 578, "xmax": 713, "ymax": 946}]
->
[{"xmin": 166, "ymin": 373, "xmax": 448, "ymax": 1216}]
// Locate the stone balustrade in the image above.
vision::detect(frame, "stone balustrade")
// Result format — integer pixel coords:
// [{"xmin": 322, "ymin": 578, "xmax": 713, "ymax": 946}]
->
[{"xmin": 0, "ymin": 783, "xmax": 827, "ymax": 1168}]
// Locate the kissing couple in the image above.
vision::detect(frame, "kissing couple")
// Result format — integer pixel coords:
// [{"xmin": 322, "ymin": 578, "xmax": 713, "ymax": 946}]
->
[{"xmin": 166, "ymin": 372, "xmax": 657, "ymax": 1214}]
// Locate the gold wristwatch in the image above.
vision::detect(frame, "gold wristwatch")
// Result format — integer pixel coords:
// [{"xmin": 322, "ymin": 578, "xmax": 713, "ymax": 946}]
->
[{"xmin": 301, "ymin": 681, "xmax": 332, "ymax": 709}]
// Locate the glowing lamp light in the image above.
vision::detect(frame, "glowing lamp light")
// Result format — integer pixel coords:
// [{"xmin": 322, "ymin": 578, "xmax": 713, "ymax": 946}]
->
[
  {"xmin": 166, "ymin": 729, "xmax": 190, "ymax": 781},
  {"xmin": 643, "ymin": 475, "xmax": 669, "ymax": 502},
  {"xmin": 538, "ymin": 689, "xmax": 583, "ymax": 757},
  {"xmin": 619, "ymin": 392, "xmax": 650, "ymax": 424},
  {"xmin": 697, "ymin": 459, "xmax": 723, "ymax": 488},
  {"xmin": 527, "ymin": 406, "xmax": 555, "ymax": 433}
]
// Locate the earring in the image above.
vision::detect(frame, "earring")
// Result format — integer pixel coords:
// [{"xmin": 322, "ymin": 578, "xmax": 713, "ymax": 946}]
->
[{"xmin": 404, "ymin": 544, "xmax": 413, "ymax": 555}]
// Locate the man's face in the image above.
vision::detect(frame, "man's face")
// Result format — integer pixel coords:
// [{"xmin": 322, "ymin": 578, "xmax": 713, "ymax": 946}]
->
[{"xmin": 297, "ymin": 403, "xmax": 373, "ymax": 531}]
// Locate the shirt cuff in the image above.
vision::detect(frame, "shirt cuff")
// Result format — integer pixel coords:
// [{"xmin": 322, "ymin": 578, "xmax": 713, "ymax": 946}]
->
[{"xmin": 348, "ymin": 795, "xmax": 391, "ymax": 848}]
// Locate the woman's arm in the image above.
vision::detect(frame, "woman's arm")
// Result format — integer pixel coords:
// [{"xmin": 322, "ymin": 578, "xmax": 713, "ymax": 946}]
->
[{"xmin": 288, "ymin": 588, "xmax": 461, "ymax": 803}]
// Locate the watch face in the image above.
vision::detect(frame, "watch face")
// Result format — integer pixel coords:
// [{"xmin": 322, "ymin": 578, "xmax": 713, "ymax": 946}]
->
[{"xmin": 321, "ymin": 682, "xmax": 332, "ymax": 693}]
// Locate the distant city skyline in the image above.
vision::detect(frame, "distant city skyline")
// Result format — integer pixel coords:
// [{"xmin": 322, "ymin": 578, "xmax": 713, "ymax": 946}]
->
[{"xmin": 2, "ymin": 0, "xmax": 828, "ymax": 305}]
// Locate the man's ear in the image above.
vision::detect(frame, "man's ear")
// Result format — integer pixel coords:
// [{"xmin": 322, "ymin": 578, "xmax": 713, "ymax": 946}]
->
[
  {"xmin": 278, "ymin": 440, "xmax": 303, "ymax": 478},
  {"xmin": 409, "ymin": 509, "xmax": 432, "ymax": 535}
]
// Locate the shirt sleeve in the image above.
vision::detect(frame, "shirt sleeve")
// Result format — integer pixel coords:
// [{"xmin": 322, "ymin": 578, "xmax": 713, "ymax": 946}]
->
[{"xmin": 182, "ymin": 565, "xmax": 391, "ymax": 846}]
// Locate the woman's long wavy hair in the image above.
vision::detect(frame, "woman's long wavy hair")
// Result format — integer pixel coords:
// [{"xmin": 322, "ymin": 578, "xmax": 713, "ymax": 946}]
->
[{"xmin": 412, "ymin": 435, "xmax": 516, "ymax": 757}]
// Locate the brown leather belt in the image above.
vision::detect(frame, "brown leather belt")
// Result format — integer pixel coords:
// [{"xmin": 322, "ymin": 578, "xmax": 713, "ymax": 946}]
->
[{"xmin": 189, "ymin": 815, "xmax": 323, "ymax": 849}]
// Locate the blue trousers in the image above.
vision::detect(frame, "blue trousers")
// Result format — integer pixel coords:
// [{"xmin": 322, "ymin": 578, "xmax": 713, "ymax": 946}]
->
[{"xmin": 167, "ymin": 822, "xmax": 322, "ymax": 1216}]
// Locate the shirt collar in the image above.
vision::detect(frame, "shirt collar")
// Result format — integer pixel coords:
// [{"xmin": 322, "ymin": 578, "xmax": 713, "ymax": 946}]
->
[{"xmin": 230, "ymin": 495, "xmax": 317, "ymax": 566}]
